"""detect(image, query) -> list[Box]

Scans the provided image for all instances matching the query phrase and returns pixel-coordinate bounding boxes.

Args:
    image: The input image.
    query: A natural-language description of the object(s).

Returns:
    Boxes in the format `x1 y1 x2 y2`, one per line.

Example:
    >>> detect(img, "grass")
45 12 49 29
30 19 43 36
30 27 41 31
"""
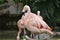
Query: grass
0 30 60 40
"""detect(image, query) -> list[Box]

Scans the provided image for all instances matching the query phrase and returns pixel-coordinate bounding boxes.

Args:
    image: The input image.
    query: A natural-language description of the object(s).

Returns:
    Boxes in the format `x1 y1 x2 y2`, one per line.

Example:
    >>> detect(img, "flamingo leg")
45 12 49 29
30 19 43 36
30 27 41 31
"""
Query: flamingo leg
17 29 22 40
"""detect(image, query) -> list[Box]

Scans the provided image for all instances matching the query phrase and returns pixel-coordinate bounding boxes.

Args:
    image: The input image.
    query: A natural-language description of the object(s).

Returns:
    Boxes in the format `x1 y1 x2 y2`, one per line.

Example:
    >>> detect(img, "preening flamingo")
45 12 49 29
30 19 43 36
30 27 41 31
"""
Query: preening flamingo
17 5 53 40
37 10 52 31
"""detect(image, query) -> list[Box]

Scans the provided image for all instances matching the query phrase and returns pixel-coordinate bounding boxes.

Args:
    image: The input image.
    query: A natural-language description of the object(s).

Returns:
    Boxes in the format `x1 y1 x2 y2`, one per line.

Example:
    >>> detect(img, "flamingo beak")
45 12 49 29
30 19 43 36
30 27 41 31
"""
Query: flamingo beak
22 9 28 13
21 9 25 14
22 9 25 13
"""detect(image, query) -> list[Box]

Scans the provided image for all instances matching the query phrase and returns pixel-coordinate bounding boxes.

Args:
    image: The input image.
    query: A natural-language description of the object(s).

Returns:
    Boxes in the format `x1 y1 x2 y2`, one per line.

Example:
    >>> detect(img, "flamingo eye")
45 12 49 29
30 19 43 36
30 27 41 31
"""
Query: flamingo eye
23 7 28 13
25 9 28 13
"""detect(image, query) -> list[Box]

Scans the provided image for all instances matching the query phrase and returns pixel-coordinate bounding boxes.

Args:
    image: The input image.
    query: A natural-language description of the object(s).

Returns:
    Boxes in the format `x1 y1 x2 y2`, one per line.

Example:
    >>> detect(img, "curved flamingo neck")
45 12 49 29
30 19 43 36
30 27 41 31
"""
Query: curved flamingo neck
27 6 31 13
25 6 31 16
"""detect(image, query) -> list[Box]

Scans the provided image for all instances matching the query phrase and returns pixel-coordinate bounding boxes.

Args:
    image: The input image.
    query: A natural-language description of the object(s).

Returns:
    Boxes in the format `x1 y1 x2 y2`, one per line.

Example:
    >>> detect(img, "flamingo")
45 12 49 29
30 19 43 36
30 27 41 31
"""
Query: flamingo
17 5 53 40
37 10 52 30
22 5 52 31
34 10 52 40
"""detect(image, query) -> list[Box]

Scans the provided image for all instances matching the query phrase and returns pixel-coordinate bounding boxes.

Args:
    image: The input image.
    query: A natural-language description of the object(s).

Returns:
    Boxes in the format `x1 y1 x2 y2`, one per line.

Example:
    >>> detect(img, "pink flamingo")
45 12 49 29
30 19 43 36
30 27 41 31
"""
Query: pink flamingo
37 10 52 30
17 5 53 40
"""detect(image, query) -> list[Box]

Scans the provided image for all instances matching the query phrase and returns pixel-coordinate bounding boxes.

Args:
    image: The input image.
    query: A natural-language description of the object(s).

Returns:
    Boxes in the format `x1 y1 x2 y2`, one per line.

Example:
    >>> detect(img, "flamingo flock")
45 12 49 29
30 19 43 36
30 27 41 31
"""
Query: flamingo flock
17 5 53 40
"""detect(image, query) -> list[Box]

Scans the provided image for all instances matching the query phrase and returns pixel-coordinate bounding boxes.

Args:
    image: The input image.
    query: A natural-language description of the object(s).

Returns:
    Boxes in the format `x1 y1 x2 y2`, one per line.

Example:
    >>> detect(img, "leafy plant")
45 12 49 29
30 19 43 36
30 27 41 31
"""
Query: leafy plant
13 0 20 3
0 0 5 5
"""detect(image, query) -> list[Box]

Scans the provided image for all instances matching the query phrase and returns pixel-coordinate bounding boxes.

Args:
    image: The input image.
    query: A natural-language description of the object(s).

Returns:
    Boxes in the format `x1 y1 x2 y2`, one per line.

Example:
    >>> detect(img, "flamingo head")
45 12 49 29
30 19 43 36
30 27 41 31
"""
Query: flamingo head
37 11 40 15
22 5 31 13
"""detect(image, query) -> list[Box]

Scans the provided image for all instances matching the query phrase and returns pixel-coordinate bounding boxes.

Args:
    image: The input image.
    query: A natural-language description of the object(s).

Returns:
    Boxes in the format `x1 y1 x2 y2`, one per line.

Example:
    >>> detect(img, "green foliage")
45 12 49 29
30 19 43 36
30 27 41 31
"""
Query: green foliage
13 0 20 3
21 0 60 27
0 0 5 5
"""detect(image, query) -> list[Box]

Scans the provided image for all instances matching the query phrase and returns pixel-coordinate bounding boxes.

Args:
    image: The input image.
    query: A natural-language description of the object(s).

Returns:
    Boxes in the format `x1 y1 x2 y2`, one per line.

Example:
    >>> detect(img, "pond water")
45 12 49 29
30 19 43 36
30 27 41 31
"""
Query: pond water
0 31 60 40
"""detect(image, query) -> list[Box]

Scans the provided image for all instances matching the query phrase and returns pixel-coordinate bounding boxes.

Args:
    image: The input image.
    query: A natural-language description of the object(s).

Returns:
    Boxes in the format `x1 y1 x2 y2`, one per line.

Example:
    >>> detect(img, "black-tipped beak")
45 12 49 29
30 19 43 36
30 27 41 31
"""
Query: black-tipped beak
20 11 25 16
21 12 25 14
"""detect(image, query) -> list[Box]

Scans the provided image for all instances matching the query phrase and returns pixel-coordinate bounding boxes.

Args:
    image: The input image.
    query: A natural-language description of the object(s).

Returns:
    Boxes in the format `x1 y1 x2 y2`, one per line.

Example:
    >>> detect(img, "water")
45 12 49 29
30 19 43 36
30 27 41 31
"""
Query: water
0 31 59 40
